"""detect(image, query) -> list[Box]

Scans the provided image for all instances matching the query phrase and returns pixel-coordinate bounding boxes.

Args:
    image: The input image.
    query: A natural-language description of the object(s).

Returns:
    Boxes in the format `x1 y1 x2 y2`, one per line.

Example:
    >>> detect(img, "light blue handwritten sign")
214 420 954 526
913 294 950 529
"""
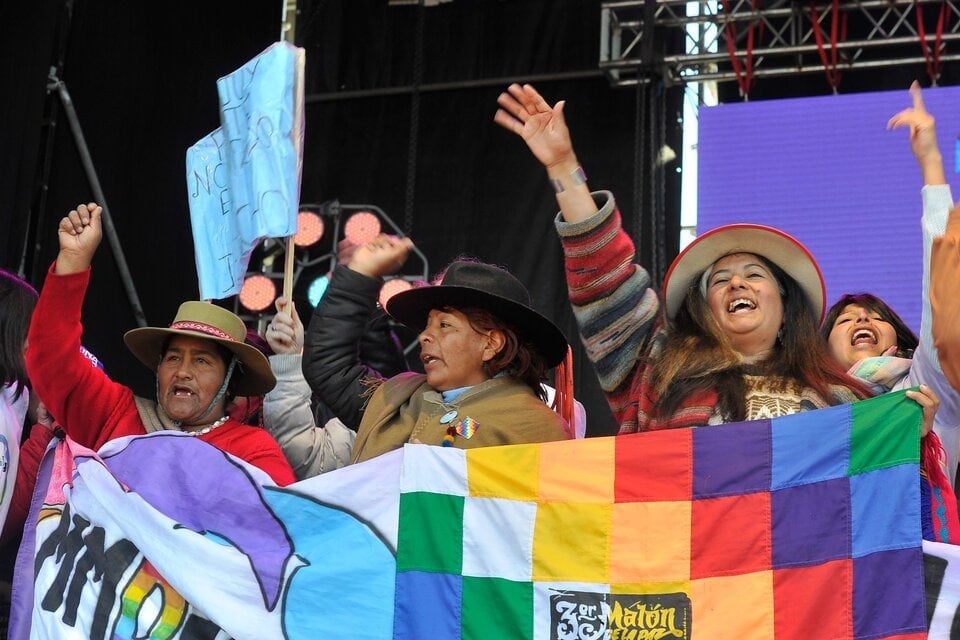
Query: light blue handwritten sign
187 42 302 300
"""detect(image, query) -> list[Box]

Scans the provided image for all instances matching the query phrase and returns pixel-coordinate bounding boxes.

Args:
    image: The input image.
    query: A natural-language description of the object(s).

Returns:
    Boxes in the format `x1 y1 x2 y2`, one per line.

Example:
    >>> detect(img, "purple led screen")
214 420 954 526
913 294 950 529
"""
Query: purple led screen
698 85 960 333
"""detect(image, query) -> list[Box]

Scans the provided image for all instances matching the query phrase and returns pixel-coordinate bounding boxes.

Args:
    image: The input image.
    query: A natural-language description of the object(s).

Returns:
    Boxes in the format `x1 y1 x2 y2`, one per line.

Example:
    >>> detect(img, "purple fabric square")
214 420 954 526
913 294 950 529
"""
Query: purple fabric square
394 571 462 640
693 419 772 498
771 477 850 568
853 548 926 638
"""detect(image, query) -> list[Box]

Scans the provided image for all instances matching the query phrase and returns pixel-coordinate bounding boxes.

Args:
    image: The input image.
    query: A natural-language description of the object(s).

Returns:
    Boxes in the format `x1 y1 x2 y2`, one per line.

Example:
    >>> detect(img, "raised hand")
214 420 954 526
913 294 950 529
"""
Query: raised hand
494 83 577 170
348 234 415 279
266 296 304 356
56 202 103 275
887 81 945 185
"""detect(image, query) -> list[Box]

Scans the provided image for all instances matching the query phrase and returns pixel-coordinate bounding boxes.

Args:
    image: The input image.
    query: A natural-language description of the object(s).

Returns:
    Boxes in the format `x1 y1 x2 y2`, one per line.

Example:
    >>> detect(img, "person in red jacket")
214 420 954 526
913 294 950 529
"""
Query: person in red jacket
25 202 295 486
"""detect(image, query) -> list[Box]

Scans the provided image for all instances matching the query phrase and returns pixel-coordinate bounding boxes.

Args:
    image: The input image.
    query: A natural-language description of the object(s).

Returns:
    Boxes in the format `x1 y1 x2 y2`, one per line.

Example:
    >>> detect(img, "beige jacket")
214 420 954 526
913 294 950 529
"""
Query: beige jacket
352 373 569 463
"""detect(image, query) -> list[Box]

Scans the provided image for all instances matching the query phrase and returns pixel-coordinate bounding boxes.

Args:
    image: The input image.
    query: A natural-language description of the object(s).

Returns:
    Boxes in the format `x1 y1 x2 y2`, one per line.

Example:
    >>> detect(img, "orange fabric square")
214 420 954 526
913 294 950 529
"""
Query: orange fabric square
691 492 771 579
538 437 615 503
773 560 851 640
614 429 692 502
610 501 691 583
691 571 774 638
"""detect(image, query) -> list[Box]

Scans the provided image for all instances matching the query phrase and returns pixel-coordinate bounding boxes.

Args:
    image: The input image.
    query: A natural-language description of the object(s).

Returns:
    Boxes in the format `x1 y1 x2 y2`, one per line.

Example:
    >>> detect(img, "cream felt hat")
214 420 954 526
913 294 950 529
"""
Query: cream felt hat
662 223 826 322
123 301 275 396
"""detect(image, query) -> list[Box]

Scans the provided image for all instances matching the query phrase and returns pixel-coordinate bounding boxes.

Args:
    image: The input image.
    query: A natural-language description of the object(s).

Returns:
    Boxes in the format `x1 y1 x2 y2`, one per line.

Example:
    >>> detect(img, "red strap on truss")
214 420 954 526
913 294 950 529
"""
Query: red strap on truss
917 1 948 84
810 0 848 90
724 0 765 98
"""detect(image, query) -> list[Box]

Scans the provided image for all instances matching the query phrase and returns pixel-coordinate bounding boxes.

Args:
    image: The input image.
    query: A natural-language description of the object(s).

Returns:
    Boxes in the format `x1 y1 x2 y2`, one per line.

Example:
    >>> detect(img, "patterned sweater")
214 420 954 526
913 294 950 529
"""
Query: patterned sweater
554 191 857 433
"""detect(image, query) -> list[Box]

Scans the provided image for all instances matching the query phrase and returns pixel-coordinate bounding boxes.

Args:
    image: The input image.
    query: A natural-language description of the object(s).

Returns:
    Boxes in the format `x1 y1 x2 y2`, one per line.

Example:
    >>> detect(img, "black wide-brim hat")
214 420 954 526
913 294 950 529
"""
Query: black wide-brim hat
385 261 569 368
124 301 276 396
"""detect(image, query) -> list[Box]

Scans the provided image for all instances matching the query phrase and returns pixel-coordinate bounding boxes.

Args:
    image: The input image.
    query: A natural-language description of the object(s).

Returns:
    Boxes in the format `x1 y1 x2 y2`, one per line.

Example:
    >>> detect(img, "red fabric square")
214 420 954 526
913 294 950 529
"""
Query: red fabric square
774 560 852 640
691 492 771 579
614 429 693 502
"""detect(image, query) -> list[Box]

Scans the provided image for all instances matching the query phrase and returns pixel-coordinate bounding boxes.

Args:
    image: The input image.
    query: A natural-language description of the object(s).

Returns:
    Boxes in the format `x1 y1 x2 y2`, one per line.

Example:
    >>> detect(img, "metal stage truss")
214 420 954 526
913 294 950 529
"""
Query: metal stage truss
600 0 960 92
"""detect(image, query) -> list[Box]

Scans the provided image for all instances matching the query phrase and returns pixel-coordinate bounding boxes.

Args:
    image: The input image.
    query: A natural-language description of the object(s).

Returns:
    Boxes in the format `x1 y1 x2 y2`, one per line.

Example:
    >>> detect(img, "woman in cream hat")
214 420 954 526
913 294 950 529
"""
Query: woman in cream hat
493 84 942 433
25 203 295 485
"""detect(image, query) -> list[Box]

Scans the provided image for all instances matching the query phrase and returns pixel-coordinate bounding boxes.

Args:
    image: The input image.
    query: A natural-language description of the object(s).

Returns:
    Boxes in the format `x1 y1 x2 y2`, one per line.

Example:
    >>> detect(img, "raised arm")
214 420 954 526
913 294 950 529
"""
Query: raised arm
889 84 960 479
494 83 598 223
932 205 960 392
26 203 134 450
887 80 946 186
302 234 414 430
262 297 354 478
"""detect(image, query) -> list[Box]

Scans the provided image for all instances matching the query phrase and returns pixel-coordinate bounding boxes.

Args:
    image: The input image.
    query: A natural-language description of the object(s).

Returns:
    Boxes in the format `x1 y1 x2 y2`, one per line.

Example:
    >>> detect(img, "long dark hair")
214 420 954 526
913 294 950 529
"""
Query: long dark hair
456 306 549 402
654 254 872 421
820 293 918 359
0 269 38 400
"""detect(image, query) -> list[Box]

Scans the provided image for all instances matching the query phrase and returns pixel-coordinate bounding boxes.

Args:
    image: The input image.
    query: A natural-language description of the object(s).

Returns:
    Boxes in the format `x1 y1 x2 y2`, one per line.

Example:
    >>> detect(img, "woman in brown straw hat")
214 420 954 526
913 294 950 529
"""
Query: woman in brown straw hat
302 234 571 463
25 203 295 485
494 83 939 434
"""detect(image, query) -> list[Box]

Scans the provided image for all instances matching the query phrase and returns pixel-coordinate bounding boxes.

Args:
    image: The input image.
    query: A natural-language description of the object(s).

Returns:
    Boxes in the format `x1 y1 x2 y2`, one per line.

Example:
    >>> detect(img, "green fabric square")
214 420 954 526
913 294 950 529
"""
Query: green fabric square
397 491 464 573
849 390 920 475
461 576 533 640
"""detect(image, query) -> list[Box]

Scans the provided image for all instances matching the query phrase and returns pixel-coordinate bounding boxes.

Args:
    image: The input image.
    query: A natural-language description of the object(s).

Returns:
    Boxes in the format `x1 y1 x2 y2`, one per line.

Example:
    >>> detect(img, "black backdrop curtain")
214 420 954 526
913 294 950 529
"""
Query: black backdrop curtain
1 0 685 436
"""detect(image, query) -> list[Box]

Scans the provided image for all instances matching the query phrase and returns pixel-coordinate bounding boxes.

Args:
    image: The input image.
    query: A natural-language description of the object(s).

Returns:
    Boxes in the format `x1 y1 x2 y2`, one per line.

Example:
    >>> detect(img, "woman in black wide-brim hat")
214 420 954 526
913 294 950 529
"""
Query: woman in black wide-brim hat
302 234 571 464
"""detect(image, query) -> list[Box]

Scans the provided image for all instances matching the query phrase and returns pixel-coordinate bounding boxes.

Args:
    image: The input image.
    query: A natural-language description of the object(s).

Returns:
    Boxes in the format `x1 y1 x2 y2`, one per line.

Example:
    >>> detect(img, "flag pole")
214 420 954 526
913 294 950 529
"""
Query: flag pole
281 236 295 313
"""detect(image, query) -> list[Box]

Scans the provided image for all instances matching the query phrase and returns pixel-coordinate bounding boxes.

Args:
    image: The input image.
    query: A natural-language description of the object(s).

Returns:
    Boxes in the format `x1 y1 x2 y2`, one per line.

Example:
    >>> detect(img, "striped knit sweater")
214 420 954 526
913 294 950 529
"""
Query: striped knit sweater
554 191 856 433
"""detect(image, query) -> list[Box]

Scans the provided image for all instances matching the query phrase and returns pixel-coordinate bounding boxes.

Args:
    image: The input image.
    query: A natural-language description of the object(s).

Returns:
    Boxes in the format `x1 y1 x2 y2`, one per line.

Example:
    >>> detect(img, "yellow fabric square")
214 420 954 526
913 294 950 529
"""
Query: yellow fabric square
533 501 611 583
690 571 774 639
610 501 691 583
466 443 539 500
611 580 691 596
538 437 615 503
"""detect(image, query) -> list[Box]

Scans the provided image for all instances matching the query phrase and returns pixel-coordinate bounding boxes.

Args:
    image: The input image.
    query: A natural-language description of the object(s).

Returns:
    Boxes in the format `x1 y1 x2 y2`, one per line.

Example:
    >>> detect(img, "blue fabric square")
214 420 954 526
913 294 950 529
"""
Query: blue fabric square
771 405 850 490
771 477 850 568
853 548 926 638
850 464 920 557
693 419 771 498
394 571 461 640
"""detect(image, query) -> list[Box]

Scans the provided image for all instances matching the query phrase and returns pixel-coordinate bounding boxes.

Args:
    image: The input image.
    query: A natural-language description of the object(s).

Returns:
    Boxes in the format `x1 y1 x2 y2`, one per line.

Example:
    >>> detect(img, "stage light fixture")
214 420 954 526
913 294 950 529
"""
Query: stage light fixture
343 211 381 245
238 274 277 312
378 278 413 309
307 274 331 307
294 210 325 247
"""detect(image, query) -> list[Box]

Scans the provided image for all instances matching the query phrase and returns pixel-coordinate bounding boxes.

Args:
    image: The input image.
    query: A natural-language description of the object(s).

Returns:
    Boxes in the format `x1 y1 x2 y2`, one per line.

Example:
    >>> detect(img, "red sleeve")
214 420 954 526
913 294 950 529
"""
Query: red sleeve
1 425 55 545
25 263 144 450
205 423 296 486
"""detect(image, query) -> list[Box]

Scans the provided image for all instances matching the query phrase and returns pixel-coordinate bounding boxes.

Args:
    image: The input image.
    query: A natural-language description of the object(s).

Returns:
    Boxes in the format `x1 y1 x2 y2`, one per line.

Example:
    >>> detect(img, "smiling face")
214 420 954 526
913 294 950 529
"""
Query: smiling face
418 308 503 391
157 335 229 426
704 253 785 360
826 303 899 370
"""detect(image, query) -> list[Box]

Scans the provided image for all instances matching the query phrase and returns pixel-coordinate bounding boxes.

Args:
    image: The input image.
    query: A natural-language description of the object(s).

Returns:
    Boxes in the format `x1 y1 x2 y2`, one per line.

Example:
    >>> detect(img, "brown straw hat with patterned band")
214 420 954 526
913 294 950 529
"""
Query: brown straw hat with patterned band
662 223 826 323
385 260 569 368
123 301 276 396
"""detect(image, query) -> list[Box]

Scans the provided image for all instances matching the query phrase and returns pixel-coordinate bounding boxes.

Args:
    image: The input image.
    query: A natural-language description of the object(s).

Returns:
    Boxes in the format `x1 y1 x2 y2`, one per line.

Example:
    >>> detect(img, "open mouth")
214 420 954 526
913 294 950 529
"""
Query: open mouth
172 385 195 397
421 354 440 367
851 328 878 346
727 298 756 313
